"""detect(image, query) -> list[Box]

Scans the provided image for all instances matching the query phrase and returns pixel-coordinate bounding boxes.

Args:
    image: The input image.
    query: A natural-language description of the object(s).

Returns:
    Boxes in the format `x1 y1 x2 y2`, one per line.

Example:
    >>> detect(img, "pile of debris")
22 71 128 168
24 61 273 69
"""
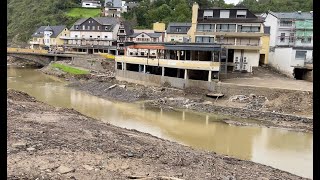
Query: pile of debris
229 94 268 110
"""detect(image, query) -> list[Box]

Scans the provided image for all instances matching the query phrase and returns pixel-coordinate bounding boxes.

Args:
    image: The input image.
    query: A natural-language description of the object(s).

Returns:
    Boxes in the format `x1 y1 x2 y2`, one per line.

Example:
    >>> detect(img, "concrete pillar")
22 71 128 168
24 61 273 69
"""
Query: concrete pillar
139 65 142 72
184 69 188 79
123 63 127 70
54 56 58 61
108 49 110 54
143 65 146 73
162 67 165 76
208 70 212 82
121 62 124 70
182 111 185 121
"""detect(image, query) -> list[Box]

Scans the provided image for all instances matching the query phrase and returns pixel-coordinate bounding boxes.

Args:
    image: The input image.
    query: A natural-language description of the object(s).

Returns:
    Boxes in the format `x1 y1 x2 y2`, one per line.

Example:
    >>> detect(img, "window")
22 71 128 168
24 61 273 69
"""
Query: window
153 38 157 42
236 10 247 18
92 26 95 30
97 36 100 38
197 24 214 32
90 35 92 38
196 36 214 43
295 51 307 59
237 25 260 32
105 26 108 30
97 26 100 30
203 10 213 18
280 33 285 42
75 35 78 38
217 24 236 32
220 10 230 18
119 30 125 33
289 33 294 43
87 26 90 30
280 20 293 27
302 37 312 43
141 52 145 56
105 36 108 38
82 25 85 30
141 34 144 37
176 28 181 32
130 52 133 55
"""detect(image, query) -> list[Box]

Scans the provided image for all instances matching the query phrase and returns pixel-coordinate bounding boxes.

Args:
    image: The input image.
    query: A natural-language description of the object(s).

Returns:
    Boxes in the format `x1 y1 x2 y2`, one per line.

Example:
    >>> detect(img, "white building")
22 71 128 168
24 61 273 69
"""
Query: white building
82 0 101 8
264 11 313 80
104 0 127 17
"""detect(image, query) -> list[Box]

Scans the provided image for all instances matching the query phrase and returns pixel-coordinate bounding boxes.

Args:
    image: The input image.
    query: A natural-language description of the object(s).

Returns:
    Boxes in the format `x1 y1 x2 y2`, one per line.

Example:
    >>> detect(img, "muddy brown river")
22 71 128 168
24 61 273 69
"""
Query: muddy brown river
7 67 313 179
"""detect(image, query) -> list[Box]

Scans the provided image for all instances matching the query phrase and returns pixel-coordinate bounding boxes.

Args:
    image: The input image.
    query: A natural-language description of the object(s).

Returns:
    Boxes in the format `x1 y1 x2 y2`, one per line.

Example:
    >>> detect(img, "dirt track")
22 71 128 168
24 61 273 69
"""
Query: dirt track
7 89 308 180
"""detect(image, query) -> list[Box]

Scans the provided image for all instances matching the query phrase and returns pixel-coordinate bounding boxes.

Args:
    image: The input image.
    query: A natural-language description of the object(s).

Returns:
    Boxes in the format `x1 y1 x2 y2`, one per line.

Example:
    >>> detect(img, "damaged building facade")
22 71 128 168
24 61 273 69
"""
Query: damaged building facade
115 42 223 90
263 11 313 81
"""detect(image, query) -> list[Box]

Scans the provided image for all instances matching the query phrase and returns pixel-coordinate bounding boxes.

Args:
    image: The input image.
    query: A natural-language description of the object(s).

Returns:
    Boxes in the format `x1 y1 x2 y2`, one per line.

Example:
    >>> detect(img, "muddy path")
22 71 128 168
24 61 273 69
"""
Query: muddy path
7 89 308 180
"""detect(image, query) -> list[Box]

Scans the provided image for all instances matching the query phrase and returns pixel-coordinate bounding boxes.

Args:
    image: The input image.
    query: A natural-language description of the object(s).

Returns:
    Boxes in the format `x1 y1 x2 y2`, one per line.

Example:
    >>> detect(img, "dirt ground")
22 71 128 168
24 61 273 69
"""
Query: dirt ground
221 66 313 92
7 89 308 180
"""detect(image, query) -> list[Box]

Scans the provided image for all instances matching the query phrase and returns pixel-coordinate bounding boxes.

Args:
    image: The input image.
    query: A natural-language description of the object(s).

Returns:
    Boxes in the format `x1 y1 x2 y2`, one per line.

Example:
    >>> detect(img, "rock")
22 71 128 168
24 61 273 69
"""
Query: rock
12 142 27 149
26 147 36 151
82 165 94 171
56 165 75 174
119 85 126 88
126 152 134 157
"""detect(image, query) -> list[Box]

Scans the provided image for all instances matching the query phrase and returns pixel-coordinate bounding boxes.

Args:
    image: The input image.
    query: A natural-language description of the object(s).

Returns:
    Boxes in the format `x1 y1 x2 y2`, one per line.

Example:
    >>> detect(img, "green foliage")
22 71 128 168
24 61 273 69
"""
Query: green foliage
66 7 101 18
7 0 79 43
51 63 90 75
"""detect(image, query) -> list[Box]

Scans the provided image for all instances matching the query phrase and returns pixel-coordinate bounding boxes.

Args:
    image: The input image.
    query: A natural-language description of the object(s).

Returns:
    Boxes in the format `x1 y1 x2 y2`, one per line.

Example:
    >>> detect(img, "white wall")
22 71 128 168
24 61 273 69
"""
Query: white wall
291 49 313 67
233 49 260 72
82 2 101 8
268 48 294 77
166 34 190 42
126 48 157 57
264 14 278 47
70 31 114 40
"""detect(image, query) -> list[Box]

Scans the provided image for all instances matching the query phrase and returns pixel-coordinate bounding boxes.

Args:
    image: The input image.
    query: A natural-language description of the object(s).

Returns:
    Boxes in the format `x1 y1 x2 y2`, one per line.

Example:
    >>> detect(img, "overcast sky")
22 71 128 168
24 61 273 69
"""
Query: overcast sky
225 0 240 4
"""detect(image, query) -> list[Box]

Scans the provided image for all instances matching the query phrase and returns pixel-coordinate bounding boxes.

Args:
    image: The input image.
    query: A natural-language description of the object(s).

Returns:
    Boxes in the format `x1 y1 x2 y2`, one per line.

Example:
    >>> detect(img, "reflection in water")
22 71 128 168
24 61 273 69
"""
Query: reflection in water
7 67 313 179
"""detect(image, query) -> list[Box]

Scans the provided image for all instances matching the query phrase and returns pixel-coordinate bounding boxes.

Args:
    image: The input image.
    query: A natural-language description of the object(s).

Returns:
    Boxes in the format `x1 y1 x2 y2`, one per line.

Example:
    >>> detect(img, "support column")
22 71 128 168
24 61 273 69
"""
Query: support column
208 70 212 82
184 69 188 79
162 67 165 76
121 62 124 70
123 63 127 70
143 65 146 73
178 50 181 60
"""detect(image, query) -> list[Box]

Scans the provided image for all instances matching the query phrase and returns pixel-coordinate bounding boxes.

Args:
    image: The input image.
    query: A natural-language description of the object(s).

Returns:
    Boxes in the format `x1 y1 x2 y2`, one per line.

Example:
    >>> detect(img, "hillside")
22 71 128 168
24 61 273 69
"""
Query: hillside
66 8 102 18
7 0 79 43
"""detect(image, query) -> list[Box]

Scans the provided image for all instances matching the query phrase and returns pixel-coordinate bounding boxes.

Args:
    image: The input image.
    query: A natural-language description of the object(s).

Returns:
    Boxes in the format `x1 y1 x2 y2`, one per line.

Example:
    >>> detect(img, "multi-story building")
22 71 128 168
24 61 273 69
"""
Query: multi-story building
126 31 164 57
61 17 120 54
104 0 123 17
82 0 101 8
117 21 133 55
188 3 264 73
263 11 313 80
165 22 191 42
30 25 69 50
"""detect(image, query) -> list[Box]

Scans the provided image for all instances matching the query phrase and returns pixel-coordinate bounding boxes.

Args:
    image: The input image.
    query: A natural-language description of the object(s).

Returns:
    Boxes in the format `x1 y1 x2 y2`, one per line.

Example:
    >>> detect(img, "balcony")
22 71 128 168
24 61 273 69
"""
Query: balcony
195 31 263 37
60 36 115 41
115 56 220 71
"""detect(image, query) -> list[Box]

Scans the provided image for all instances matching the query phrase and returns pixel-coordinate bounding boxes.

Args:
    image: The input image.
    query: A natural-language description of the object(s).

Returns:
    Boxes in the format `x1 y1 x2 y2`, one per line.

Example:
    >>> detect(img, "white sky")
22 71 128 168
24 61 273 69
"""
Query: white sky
224 0 240 4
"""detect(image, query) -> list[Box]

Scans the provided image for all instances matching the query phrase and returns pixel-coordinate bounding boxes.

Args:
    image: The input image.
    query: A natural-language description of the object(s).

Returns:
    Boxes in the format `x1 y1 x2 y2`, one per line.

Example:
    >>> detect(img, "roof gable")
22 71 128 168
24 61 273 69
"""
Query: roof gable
32 25 67 38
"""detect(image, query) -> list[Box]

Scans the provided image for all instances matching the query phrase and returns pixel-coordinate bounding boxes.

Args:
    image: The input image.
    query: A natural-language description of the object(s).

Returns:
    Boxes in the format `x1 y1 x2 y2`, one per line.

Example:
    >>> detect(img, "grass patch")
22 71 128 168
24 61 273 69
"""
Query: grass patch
66 7 101 18
51 63 90 75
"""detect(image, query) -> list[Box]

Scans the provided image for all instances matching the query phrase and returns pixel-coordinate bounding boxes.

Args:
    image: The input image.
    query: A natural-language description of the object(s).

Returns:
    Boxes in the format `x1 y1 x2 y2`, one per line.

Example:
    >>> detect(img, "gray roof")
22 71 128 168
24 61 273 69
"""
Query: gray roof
129 32 162 38
105 0 122 7
167 22 191 27
122 21 134 35
125 2 139 8
72 17 119 26
32 25 66 38
44 26 53 31
268 11 313 20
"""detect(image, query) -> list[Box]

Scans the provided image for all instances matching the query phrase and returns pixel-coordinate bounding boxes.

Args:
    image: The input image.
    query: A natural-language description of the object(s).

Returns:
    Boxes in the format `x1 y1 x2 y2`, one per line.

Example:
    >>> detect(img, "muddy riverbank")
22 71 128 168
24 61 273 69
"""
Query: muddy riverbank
36 60 313 133
7 89 309 179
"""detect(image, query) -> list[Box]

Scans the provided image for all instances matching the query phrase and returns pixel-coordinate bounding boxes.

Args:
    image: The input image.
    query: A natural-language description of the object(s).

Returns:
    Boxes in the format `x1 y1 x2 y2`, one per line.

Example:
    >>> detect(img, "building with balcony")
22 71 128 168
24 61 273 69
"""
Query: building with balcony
264 11 313 80
165 22 191 43
126 31 164 57
188 3 264 73
61 17 120 54
29 25 69 50
115 42 223 90
117 21 134 55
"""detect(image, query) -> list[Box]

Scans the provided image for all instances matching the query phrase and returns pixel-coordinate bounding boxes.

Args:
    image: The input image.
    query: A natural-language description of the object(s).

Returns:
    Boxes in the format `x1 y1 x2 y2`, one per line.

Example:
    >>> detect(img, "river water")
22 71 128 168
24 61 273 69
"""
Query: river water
7 67 313 179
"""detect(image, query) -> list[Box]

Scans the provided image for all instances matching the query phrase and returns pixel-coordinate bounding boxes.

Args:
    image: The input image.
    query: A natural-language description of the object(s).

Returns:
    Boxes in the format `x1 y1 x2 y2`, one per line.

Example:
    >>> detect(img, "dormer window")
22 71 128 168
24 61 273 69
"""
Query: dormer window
76 26 79 30
203 10 213 19
105 26 108 30
236 10 247 18
176 28 181 32
220 10 230 18
141 34 144 37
